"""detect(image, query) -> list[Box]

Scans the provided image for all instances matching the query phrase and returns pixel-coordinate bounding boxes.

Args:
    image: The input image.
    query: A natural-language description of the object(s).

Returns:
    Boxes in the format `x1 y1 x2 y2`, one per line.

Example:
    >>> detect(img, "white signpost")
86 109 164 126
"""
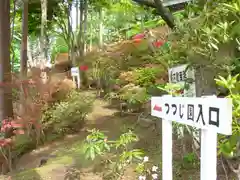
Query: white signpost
151 96 232 180
168 64 199 149
71 67 80 89
168 64 196 97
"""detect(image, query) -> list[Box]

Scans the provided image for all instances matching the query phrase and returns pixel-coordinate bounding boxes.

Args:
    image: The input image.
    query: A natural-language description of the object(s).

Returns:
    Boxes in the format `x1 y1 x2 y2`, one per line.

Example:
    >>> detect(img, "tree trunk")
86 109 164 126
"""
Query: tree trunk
40 0 48 67
89 10 92 52
0 0 14 121
67 1 73 62
99 8 104 49
76 0 79 29
78 0 84 56
20 0 28 77
11 0 17 72
83 0 88 54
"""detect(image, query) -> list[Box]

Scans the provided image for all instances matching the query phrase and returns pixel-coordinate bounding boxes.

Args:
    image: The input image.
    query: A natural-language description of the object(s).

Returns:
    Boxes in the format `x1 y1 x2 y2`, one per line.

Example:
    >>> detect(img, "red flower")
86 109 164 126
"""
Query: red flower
132 33 146 44
133 38 142 44
80 65 88 71
5 123 12 128
153 40 164 48
132 33 145 40
2 120 7 125
11 122 23 128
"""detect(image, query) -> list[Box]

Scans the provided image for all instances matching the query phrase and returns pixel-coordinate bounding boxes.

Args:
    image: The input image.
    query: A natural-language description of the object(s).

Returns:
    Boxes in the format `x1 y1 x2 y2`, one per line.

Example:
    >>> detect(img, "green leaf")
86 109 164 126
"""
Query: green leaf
220 142 234 157
209 42 219 50
90 147 95 160
104 143 111 152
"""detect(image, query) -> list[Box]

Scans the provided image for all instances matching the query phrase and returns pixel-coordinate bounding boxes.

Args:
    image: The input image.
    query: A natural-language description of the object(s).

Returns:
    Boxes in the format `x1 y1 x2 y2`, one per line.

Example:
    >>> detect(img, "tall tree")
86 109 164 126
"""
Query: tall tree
11 0 17 72
83 0 88 54
76 0 79 29
0 0 14 122
20 0 29 77
98 8 104 49
40 0 48 66
78 0 84 57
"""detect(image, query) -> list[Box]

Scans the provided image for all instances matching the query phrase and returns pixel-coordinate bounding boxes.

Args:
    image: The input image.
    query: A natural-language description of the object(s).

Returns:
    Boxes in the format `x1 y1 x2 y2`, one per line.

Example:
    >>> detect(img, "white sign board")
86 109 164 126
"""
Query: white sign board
71 67 79 76
71 67 80 89
168 64 196 97
151 96 232 135
151 95 233 180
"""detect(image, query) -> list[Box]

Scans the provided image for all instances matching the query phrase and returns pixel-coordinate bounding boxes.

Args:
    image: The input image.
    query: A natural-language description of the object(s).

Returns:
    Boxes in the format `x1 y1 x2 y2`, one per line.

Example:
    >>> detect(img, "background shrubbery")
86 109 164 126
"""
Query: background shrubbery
42 90 94 139
0 71 95 173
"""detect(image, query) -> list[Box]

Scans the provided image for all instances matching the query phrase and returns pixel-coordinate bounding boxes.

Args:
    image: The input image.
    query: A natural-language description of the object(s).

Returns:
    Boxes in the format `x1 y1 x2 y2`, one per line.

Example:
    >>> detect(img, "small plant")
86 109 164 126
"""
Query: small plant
182 152 198 169
83 129 144 179
83 129 110 160
0 118 25 173
157 82 185 96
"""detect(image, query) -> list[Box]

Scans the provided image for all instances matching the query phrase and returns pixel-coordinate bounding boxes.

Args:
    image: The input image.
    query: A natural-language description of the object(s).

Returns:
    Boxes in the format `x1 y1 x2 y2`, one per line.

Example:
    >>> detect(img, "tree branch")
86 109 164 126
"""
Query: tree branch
132 0 176 29
153 0 175 29
132 0 156 8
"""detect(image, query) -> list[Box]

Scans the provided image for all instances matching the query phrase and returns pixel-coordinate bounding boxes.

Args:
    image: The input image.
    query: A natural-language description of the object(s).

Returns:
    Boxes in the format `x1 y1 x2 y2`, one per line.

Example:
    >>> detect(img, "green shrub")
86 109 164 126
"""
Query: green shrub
12 134 36 157
42 90 94 136
133 67 161 87
119 84 149 105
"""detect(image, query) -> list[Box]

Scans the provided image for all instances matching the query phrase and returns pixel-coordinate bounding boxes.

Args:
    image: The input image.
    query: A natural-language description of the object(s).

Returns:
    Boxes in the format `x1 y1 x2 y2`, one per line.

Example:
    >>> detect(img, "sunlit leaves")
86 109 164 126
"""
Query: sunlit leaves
215 75 240 159
83 128 145 179
215 74 239 90
83 129 110 160
115 130 139 149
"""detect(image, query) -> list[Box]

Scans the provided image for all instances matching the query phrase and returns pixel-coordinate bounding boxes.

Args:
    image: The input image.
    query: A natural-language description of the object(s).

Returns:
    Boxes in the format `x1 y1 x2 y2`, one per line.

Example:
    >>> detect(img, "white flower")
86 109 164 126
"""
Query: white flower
152 165 158 172
138 175 146 180
152 173 158 179
143 156 149 162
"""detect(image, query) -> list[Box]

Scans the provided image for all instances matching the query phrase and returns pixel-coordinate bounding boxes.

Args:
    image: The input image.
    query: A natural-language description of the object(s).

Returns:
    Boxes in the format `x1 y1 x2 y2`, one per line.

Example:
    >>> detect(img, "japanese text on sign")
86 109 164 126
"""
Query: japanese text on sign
151 96 232 135
169 69 187 83
168 64 196 97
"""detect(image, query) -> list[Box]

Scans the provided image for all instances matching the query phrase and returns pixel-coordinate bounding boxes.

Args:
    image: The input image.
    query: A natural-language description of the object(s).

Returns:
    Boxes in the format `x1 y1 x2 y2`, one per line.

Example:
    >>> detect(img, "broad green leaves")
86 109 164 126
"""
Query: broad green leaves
83 128 144 178
215 75 240 159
